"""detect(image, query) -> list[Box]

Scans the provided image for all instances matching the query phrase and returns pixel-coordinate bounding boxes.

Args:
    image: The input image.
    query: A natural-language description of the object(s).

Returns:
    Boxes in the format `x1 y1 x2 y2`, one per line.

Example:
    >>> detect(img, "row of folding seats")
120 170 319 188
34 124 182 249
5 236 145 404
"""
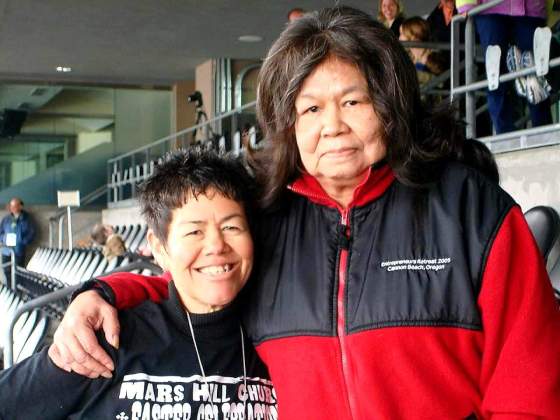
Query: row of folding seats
0 285 49 366
1 230 161 367
113 223 148 253
26 248 127 286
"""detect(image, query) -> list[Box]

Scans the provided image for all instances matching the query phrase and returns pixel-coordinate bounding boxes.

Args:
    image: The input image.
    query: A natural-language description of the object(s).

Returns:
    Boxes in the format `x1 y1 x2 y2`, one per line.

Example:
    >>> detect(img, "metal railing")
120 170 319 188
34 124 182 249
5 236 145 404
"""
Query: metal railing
480 122 560 153
4 259 162 368
0 246 16 290
450 0 560 145
48 184 108 249
4 284 78 369
399 40 456 100
107 101 258 205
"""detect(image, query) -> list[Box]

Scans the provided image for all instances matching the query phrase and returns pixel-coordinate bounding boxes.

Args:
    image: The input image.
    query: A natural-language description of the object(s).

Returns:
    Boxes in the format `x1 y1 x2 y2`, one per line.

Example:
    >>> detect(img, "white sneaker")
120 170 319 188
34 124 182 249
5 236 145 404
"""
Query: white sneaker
486 45 502 91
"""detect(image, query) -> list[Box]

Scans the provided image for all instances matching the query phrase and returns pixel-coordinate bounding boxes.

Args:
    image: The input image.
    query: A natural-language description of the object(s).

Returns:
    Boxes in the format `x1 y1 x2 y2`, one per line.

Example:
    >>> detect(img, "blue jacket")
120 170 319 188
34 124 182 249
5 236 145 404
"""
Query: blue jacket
0 210 35 257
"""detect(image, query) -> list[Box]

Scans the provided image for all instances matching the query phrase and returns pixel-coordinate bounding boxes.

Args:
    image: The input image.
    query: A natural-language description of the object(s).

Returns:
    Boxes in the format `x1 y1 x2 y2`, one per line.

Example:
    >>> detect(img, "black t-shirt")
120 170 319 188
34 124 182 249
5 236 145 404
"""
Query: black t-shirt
0 282 277 420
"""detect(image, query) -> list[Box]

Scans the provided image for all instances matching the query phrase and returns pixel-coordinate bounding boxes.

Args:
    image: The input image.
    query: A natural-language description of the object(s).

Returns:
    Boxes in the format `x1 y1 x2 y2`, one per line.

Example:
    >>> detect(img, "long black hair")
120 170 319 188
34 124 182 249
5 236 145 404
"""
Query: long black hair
251 6 489 208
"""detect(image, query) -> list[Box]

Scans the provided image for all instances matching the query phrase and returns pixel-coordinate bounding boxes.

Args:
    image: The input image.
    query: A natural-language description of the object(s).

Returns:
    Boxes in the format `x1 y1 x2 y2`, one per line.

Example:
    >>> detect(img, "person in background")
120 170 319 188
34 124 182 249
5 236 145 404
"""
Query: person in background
91 223 126 261
378 0 405 37
427 0 457 43
457 0 552 133
0 197 35 279
399 17 446 85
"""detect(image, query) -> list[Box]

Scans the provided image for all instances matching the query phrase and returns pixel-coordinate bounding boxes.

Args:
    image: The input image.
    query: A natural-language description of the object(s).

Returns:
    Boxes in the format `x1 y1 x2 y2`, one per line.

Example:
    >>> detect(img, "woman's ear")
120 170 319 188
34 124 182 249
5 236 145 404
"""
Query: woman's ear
147 229 168 271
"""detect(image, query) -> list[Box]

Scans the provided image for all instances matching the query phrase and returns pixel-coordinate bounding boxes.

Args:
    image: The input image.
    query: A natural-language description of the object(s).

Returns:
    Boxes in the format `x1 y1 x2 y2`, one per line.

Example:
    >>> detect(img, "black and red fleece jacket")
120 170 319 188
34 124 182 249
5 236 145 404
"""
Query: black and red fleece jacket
99 162 560 420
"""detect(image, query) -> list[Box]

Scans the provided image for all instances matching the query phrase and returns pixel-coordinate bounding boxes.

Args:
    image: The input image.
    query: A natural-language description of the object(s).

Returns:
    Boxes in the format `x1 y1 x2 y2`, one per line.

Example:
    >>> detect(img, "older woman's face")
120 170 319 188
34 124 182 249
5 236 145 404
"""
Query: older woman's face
294 57 386 188
381 0 398 21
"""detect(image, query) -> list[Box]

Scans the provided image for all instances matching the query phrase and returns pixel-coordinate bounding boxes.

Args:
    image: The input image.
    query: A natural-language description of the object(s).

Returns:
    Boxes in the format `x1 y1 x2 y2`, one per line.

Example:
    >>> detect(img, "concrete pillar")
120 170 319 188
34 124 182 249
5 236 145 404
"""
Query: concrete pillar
195 60 215 120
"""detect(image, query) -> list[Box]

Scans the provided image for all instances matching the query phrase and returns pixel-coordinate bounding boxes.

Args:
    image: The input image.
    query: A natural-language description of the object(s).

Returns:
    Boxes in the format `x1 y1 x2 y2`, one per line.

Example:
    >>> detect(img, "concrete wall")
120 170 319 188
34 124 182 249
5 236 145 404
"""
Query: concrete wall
11 161 37 184
496 144 560 213
171 80 197 134
76 131 112 154
0 142 113 205
113 88 171 155
195 60 214 120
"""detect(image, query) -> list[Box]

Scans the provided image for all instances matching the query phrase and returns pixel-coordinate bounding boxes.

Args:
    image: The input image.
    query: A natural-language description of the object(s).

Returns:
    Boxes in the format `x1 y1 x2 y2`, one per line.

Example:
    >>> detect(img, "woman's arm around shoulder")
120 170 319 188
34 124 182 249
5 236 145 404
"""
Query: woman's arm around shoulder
49 273 169 378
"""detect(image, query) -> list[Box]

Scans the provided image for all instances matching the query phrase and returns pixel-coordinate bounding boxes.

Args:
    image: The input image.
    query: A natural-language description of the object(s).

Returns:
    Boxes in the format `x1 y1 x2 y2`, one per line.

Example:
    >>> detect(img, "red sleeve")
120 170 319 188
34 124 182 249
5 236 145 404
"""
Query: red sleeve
478 206 560 419
97 272 170 310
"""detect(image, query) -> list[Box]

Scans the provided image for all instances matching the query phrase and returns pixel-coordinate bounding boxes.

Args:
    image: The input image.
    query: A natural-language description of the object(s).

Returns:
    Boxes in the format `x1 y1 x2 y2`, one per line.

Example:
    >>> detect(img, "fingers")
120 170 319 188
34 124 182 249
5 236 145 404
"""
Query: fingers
48 343 71 372
51 290 118 378
100 305 121 350
55 324 114 378
52 325 113 378
48 343 112 378
68 356 113 379
72 319 115 373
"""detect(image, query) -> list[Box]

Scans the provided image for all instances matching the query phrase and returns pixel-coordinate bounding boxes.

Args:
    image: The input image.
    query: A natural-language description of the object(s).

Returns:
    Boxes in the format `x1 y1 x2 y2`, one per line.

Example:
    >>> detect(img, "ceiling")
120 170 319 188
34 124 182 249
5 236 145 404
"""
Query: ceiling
0 0 433 88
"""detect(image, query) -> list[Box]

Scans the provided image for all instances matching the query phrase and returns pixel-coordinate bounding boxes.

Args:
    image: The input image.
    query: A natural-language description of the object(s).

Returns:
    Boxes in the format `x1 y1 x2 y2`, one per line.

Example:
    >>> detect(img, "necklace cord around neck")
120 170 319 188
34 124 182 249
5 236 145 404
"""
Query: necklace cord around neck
186 310 247 416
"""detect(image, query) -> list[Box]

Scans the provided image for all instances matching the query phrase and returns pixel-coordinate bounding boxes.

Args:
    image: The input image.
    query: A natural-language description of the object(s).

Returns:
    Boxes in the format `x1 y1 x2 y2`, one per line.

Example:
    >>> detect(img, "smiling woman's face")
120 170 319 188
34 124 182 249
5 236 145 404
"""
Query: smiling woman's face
381 0 398 21
149 189 253 313
294 57 386 191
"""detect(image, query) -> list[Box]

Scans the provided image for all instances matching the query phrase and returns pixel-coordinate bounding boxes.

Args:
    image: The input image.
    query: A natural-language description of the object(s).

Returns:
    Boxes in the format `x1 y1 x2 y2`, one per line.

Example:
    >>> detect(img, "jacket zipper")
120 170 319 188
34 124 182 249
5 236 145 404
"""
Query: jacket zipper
337 210 359 419
289 181 362 417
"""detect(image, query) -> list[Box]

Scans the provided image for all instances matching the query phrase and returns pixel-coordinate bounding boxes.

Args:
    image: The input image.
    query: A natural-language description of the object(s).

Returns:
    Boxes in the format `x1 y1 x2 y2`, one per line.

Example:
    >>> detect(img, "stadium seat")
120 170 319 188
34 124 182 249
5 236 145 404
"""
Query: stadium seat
549 257 560 298
12 310 38 361
16 314 48 363
524 206 560 263
124 224 140 248
128 224 148 253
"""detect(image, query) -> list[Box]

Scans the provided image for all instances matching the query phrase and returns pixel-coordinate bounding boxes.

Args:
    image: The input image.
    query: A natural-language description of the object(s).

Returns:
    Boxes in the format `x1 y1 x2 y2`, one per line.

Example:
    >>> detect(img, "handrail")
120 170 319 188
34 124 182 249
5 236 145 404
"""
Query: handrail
449 0 560 141
4 284 79 368
481 123 560 154
106 100 259 204
453 57 560 95
451 0 504 23
0 246 16 289
108 101 257 163
480 122 560 143
48 184 107 248
400 40 462 51
450 0 505 114
4 259 162 368
49 184 107 222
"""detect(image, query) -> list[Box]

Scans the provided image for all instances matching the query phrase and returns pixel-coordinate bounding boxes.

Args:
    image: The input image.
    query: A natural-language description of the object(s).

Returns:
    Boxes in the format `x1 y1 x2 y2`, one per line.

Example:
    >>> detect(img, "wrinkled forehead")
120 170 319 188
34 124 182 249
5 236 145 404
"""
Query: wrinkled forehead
298 57 367 95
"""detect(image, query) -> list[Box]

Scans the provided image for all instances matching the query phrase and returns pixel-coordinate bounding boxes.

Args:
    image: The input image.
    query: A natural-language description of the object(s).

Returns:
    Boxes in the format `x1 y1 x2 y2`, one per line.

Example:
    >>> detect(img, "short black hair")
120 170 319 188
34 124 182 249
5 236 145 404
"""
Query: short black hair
138 149 256 245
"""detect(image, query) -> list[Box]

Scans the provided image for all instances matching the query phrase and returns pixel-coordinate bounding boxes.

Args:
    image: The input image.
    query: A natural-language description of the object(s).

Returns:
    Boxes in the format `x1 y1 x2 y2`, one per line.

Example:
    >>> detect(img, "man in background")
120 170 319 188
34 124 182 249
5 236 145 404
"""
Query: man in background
0 197 36 280
427 0 456 43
